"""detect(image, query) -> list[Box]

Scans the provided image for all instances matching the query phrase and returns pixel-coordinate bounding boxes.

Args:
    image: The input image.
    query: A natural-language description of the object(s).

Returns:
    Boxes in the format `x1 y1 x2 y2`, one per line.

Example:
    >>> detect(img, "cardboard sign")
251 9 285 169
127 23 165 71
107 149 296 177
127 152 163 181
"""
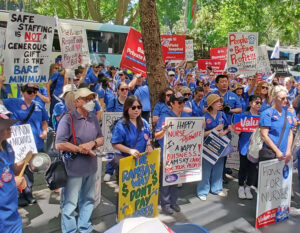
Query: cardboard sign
0 28 6 62
227 32 258 75
270 60 289 77
225 132 240 169
7 124 38 162
94 157 102 208
58 23 90 69
197 59 226 74
203 129 230 165
120 28 147 77
161 35 186 61
234 114 260 132
4 12 55 84
100 112 123 153
256 159 292 228
185 39 194 61
210 47 228 60
118 149 160 221
163 117 204 186
256 45 271 74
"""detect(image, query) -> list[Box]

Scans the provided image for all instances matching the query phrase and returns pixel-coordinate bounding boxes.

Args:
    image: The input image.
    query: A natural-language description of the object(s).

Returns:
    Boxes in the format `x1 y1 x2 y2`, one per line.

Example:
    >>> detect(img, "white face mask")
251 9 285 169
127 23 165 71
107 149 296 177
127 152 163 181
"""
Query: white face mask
83 100 95 112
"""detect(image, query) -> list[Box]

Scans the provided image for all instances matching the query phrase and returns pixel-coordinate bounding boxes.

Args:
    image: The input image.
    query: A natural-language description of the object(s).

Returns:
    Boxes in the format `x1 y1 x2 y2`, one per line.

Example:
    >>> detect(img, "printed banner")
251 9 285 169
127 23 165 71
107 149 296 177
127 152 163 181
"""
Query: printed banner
203 129 230 165
270 60 289 77
161 35 186 61
256 159 292 228
118 149 160 221
256 45 271 74
120 28 147 77
197 59 226 74
0 28 6 62
210 47 228 60
225 132 240 169
234 114 260 132
100 112 123 153
185 39 194 61
163 117 204 186
58 23 90 69
7 124 38 162
227 32 258 75
4 12 55 84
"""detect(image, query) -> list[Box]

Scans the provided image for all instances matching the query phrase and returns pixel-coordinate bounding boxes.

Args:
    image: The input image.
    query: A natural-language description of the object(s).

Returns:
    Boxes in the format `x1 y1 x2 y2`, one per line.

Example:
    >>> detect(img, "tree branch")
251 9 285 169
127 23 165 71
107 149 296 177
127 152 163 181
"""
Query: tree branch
126 5 139 26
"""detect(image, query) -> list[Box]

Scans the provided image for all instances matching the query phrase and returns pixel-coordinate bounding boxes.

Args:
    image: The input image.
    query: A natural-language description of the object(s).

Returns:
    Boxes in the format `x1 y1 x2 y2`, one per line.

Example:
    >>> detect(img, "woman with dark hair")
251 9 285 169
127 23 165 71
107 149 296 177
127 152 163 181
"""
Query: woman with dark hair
192 87 205 117
106 82 129 112
232 83 246 112
254 81 271 113
96 77 115 111
152 87 174 124
110 95 153 180
234 95 262 199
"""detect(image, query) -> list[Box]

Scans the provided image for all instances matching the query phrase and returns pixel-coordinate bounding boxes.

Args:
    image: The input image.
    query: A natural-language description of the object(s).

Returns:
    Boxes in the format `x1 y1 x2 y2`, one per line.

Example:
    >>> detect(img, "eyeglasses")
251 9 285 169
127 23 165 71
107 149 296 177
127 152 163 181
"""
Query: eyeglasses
255 101 262 105
261 86 269 90
131 105 142 110
26 90 37 95
120 88 128 92
169 75 175 77
81 97 94 102
278 97 288 101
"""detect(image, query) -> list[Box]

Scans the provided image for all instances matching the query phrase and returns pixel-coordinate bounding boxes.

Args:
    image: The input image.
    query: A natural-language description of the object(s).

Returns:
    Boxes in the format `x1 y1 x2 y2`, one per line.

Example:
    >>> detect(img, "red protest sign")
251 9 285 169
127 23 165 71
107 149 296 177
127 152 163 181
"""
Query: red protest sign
120 28 147 77
210 47 228 60
161 35 186 61
197 59 226 74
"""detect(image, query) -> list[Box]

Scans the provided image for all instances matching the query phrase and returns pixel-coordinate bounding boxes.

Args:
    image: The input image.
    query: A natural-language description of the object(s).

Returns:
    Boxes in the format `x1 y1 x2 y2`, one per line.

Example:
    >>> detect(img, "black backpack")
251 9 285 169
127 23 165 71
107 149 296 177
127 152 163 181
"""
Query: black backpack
45 157 67 190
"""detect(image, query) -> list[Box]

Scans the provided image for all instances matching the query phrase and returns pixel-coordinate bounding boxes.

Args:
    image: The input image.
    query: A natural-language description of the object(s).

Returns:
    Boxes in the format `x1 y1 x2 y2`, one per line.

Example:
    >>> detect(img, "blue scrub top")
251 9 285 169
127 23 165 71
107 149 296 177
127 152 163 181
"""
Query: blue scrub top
111 118 151 157
0 143 22 233
259 108 294 155
3 98 49 151
239 96 247 113
153 102 170 117
84 70 98 85
106 96 124 112
192 99 204 117
92 100 101 115
134 85 151 111
50 72 64 97
259 99 271 113
34 86 49 108
204 111 229 132
184 100 193 116
97 88 115 107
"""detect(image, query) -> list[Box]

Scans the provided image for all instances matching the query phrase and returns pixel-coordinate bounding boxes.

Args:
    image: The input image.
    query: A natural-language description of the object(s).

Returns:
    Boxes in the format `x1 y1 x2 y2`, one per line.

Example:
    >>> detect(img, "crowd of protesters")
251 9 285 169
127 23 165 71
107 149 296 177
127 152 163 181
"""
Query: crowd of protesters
1 54 300 233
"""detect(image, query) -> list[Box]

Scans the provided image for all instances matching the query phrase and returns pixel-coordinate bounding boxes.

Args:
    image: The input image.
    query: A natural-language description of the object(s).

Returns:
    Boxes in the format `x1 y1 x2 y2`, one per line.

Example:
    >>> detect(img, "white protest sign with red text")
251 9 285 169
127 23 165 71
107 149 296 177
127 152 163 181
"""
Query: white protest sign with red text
120 28 147 77
163 117 204 186
4 12 55 84
210 47 228 60
161 35 186 61
197 59 226 74
226 32 258 75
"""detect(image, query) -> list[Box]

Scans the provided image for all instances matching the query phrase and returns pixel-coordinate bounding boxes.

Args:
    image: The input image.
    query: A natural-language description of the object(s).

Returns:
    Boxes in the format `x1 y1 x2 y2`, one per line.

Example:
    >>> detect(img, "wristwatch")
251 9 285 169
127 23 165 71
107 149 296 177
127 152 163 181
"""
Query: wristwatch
94 140 98 148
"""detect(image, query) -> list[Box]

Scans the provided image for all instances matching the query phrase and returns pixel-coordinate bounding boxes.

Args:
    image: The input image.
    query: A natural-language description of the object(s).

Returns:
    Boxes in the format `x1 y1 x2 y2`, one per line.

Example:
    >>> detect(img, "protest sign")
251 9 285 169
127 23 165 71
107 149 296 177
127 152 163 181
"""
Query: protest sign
185 39 194 61
120 28 147 77
197 59 226 74
162 117 204 186
118 149 160 221
58 23 90 69
256 45 271 74
256 159 292 228
225 132 240 169
7 124 38 162
94 157 102 208
100 112 123 153
203 129 230 165
270 60 289 77
4 12 55 84
0 28 6 62
226 32 258 75
234 113 260 132
210 47 228 60
161 35 186 61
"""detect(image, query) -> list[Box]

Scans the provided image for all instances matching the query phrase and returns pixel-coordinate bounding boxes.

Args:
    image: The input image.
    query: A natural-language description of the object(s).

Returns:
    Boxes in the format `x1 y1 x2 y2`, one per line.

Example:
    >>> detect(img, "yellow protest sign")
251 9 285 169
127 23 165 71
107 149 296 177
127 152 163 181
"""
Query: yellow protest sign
118 149 160 221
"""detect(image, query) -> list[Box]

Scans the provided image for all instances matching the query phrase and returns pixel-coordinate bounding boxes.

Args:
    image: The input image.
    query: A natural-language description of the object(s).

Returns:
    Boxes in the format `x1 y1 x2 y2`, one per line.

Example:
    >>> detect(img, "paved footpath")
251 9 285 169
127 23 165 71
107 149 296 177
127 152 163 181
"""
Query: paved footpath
21 168 300 233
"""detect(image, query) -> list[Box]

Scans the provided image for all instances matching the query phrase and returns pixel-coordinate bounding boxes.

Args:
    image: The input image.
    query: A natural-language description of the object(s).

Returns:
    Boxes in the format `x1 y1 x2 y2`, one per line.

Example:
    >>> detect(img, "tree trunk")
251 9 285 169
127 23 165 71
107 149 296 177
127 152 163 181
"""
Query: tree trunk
63 0 75 18
115 0 130 25
77 0 82 19
125 5 139 26
86 0 102 22
139 0 168 110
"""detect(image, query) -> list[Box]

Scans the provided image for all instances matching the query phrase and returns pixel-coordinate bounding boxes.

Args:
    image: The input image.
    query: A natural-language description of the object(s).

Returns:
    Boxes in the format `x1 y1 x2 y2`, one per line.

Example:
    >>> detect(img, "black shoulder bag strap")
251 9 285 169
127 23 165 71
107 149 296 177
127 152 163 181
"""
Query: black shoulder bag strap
21 103 36 124
277 110 288 148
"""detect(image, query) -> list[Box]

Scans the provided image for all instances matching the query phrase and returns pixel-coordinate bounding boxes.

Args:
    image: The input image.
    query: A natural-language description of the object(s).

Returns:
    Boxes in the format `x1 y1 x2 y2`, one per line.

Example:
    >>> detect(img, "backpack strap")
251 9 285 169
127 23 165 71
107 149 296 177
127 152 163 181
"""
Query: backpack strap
21 102 36 124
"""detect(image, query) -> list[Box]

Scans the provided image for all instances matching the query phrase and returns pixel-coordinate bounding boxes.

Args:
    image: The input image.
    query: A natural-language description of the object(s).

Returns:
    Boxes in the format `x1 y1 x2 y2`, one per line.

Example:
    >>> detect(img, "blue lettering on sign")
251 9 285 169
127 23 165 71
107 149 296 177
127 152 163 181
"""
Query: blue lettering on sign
14 65 38 74
9 75 47 83
228 67 238 73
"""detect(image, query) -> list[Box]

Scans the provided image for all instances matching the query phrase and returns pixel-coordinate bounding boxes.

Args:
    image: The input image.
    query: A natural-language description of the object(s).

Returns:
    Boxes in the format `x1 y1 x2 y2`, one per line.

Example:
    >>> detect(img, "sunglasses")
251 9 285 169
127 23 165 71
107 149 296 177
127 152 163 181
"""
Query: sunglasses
177 101 185 105
183 93 191 97
255 101 262 105
278 97 288 101
81 97 94 102
261 86 269 90
166 94 173 97
120 88 128 92
119 74 124 76
131 105 142 110
54 67 59 69
26 90 37 95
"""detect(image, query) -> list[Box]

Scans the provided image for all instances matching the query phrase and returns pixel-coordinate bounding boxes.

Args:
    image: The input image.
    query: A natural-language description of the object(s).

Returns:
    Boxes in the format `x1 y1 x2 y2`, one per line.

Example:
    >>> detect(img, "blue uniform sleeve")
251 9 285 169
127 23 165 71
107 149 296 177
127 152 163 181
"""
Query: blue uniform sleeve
2 98 17 112
50 72 59 82
222 112 230 127
143 119 152 139
153 103 162 116
41 107 49 122
110 121 126 144
259 109 272 127
39 86 49 97
156 115 166 132
231 92 242 109
106 97 115 112
94 100 101 111
97 89 105 99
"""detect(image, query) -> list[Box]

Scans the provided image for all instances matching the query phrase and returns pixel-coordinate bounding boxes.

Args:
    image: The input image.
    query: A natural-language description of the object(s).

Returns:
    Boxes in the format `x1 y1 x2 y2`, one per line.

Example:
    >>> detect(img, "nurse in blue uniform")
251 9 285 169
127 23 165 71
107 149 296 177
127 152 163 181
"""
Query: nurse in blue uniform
155 93 190 215
152 88 174 124
197 94 230 201
191 87 205 117
0 109 26 233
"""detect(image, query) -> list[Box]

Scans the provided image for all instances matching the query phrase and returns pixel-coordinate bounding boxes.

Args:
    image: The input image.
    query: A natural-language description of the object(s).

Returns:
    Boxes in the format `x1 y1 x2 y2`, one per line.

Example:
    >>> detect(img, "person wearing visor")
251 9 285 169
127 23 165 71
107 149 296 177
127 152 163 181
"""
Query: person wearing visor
155 93 189 215
55 87 104 233
0 105 27 233
1 83 49 206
